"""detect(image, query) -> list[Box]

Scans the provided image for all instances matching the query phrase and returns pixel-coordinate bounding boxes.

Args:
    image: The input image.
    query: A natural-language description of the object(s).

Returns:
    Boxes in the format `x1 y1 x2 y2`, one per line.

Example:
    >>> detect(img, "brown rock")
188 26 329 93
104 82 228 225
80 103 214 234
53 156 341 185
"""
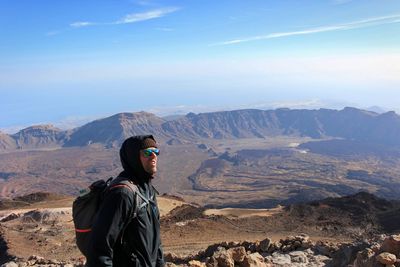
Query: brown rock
241 252 266 267
381 235 400 257
376 252 397 265
188 260 206 267
164 252 179 262
228 246 246 263
213 248 234 267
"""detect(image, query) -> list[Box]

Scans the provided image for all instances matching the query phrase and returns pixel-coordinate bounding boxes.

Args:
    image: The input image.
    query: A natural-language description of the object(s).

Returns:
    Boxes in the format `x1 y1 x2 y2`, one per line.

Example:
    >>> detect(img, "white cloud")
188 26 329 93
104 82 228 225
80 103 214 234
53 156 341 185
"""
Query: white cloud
212 13 400 46
116 7 179 24
70 7 180 28
70 21 94 28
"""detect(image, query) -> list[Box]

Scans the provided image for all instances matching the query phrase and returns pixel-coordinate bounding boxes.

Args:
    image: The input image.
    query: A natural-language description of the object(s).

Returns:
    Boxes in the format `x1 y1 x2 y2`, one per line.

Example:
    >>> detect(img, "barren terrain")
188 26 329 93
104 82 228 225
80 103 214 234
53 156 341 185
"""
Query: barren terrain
2 137 400 210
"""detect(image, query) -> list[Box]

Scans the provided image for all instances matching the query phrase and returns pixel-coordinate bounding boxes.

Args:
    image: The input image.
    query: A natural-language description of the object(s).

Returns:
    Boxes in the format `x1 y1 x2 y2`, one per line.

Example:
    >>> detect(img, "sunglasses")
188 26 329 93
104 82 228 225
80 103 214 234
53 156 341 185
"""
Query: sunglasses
142 148 160 157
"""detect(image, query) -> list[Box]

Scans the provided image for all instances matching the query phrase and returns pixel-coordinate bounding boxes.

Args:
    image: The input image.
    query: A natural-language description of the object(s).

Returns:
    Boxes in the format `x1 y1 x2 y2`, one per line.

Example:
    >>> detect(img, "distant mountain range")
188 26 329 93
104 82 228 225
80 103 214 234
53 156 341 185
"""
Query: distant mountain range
1 107 400 151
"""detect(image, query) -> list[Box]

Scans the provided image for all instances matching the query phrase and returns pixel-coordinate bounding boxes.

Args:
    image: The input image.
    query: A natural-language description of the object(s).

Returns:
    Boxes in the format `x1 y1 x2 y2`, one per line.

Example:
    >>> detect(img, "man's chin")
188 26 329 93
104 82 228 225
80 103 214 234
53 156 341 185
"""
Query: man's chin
145 168 157 176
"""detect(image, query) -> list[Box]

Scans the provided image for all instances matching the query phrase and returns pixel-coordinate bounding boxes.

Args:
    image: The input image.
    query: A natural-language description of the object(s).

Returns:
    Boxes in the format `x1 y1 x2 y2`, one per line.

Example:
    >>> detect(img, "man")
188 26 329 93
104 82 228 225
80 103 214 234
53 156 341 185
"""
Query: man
87 135 164 267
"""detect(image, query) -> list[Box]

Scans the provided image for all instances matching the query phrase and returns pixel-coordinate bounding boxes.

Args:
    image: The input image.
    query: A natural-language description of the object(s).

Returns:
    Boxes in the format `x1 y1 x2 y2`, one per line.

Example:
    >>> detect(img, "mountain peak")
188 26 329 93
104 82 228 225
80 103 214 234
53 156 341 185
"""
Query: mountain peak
11 124 65 149
64 111 166 147
18 124 62 132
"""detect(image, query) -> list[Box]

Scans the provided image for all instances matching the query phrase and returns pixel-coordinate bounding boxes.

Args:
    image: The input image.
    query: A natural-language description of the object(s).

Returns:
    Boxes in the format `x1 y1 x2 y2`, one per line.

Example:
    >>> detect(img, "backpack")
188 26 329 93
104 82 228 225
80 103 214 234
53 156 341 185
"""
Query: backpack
72 176 152 257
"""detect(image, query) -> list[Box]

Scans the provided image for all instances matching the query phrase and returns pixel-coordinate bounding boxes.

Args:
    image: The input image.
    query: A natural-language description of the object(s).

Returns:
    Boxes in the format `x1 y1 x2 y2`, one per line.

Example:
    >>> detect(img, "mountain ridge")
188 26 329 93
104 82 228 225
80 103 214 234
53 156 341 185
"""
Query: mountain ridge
1 107 399 151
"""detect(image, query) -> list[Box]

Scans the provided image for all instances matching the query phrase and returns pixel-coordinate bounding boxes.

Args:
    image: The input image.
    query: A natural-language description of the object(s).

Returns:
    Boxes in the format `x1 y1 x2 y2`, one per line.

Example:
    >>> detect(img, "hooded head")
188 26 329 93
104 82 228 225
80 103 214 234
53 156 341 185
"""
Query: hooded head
119 135 158 183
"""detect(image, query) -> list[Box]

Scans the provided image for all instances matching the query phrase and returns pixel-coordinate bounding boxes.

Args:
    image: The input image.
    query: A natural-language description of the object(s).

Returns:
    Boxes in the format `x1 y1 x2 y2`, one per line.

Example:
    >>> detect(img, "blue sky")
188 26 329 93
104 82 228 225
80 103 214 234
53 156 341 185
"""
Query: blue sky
1 0 400 132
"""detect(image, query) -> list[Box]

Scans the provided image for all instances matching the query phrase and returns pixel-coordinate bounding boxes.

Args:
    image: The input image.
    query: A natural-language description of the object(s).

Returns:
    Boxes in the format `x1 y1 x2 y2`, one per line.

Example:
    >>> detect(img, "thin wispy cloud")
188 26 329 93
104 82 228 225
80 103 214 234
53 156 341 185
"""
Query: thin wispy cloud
70 21 94 28
212 14 400 46
69 7 180 28
116 7 179 24
46 30 61 36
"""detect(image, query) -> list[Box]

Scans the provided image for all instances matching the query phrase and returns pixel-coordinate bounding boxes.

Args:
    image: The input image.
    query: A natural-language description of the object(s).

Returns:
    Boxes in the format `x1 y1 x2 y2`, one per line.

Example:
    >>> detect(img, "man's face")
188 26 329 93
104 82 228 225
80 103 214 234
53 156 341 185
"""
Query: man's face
139 147 158 175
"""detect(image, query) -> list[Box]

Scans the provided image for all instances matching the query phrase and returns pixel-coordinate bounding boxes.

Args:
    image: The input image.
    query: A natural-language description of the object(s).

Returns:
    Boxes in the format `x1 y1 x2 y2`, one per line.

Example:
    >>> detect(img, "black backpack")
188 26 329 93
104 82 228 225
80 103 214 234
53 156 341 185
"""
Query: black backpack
72 176 151 257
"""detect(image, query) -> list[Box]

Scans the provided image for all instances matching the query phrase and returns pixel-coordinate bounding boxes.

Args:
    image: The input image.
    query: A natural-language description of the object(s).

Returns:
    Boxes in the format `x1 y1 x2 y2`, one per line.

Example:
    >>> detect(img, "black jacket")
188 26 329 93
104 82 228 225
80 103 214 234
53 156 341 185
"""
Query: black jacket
87 135 164 267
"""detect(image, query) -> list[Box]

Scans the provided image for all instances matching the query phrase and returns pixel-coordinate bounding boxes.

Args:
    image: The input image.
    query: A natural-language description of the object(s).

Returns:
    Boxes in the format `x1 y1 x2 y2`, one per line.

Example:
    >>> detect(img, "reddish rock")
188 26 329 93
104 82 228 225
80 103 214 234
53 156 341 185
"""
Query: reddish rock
164 252 179 262
381 235 400 257
213 248 234 267
376 252 397 265
241 252 266 267
228 246 247 263
188 260 206 267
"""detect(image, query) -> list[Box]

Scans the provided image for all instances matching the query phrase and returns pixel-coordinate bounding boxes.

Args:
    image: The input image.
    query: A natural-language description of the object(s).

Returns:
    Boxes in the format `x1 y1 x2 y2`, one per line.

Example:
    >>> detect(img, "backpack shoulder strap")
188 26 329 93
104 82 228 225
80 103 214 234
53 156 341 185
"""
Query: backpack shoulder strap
109 176 137 191
111 177 153 252
109 176 152 217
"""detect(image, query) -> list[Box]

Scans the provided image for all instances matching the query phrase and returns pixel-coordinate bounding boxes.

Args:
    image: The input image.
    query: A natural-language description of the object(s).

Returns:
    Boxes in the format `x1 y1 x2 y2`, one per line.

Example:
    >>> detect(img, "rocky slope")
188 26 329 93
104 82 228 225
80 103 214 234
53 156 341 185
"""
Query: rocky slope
11 125 65 150
0 132 16 152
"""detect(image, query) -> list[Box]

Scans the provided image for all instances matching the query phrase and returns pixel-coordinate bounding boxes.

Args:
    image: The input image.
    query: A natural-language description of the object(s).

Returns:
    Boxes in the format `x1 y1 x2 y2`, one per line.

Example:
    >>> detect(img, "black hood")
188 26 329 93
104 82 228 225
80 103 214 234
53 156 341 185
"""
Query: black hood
118 135 157 184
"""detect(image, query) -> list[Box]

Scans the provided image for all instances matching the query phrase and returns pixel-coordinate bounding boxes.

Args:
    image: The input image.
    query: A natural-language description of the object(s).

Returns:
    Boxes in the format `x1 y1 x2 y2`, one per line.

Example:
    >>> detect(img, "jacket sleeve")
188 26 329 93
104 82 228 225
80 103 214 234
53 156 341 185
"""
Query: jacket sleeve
156 244 165 267
86 188 134 267
154 194 165 267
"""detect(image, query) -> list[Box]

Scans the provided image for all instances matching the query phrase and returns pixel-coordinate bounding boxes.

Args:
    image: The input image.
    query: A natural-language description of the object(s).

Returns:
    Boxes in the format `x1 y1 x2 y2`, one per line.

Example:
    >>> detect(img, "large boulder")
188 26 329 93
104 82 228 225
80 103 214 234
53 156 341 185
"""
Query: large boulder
381 235 400 257
228 246 247 263
241 252 267 267
212 247 234 267
375 252 397 265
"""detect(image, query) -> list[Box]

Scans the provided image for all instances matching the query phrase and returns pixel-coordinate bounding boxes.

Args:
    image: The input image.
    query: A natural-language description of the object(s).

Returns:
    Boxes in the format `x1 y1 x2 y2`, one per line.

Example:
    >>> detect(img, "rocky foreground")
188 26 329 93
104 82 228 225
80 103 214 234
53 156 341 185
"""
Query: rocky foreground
1 192 400 266
1 234 400 267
